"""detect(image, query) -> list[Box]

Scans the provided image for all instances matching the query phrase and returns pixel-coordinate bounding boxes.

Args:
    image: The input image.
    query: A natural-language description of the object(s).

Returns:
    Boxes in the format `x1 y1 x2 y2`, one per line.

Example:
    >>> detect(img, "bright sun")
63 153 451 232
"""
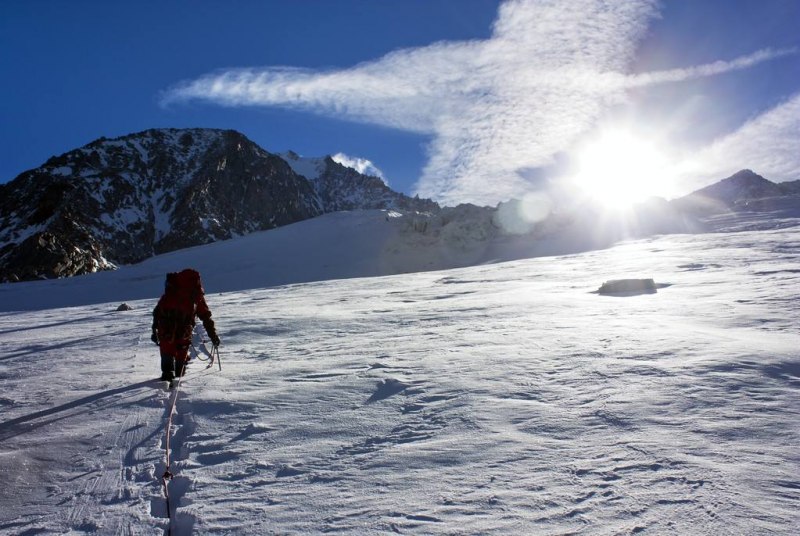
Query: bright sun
570 129 674 209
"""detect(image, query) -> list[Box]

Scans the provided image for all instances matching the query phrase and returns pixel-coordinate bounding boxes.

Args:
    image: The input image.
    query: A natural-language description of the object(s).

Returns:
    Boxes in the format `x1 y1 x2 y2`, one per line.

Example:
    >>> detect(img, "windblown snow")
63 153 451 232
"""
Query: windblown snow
0 208 798 535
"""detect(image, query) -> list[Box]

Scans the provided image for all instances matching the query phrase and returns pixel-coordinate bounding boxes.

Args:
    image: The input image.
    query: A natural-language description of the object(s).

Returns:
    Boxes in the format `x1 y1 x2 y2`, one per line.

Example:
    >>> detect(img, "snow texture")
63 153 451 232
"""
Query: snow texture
279 151 328 181
0 209 798 534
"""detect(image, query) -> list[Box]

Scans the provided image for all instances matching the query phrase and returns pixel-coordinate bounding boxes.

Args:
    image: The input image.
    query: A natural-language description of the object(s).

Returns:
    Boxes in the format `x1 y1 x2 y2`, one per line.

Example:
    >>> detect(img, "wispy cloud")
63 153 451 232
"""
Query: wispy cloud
331 153 387 183
625 47 797 88
163 0 795 205
675 92 800 190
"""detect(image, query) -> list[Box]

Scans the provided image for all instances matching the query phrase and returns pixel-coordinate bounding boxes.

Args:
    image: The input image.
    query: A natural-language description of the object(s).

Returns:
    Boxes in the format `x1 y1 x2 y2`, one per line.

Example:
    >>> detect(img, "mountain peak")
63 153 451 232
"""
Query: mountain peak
702 169 781 200
0 128 438 282
725 169 767 183
672 169 791 215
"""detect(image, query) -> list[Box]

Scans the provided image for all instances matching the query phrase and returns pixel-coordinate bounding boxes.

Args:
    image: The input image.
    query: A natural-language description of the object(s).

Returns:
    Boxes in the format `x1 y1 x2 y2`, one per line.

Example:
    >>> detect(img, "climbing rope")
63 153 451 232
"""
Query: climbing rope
161 372 184 534
160 342 221 533
193 340 222 371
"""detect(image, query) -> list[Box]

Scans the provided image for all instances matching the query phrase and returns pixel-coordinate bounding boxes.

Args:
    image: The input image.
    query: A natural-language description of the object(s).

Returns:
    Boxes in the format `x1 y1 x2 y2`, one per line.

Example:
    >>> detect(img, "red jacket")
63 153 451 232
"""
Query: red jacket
152 269 215 343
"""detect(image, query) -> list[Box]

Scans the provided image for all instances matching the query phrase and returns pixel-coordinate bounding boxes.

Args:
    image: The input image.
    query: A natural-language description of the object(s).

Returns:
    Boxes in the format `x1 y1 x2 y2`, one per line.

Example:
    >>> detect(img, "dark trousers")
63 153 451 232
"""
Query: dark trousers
159 340 190 379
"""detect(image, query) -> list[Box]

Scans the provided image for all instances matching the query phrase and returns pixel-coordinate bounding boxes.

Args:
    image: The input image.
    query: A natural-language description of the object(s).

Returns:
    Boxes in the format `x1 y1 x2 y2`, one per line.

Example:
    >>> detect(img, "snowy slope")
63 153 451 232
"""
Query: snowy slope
0 201 702 313
279 151 329 181
1 212 799 534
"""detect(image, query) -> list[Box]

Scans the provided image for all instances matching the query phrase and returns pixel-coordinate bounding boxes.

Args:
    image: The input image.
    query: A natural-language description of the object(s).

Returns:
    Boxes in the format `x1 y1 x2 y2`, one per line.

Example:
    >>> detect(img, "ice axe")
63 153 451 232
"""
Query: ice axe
209 345 222 371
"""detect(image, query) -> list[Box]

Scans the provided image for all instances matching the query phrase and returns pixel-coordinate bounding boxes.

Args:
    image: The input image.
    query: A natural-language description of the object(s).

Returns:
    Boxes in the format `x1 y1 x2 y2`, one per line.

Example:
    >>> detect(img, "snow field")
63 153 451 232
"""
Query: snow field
1 222 798 534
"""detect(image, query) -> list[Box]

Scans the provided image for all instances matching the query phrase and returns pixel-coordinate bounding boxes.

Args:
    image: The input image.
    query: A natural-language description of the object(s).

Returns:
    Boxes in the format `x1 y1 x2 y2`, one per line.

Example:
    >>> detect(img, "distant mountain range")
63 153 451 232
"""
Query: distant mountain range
0 128 437 282
1 129 797 283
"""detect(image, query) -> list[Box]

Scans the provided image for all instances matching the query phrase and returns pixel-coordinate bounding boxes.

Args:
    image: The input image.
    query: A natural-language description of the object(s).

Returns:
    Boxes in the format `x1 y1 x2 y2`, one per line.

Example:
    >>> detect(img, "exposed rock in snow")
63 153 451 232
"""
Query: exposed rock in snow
597 278 657 296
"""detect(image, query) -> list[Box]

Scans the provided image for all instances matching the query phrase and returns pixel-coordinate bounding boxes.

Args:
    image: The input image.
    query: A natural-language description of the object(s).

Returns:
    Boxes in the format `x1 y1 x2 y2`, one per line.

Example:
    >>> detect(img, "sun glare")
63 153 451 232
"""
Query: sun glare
570 129 673 209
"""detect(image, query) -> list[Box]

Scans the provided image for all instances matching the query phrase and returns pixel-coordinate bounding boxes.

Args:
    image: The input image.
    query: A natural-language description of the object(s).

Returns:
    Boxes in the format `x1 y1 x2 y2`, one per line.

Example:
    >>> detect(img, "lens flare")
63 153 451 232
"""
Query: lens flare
570 129 674 209
495 193 553 235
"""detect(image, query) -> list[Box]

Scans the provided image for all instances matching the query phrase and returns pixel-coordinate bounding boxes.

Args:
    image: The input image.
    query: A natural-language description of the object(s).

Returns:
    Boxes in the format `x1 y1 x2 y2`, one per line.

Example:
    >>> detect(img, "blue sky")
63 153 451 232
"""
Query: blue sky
2 0 799 205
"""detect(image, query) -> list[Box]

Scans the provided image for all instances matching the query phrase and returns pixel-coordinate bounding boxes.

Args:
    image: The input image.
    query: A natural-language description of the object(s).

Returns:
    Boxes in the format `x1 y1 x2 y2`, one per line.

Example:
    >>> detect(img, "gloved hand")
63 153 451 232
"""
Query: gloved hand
202 317 221 347
151 331 159 345
209 332 221 347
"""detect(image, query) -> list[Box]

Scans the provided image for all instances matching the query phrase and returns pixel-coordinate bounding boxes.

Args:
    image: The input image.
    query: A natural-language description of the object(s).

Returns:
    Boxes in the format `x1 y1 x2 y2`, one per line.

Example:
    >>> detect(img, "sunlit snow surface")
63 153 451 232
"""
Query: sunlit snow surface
1 213 798 534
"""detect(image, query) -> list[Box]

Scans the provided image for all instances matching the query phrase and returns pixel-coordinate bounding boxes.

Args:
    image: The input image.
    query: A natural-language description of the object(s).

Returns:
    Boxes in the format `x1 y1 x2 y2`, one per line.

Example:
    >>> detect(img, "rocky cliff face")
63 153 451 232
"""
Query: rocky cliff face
0 128 437 282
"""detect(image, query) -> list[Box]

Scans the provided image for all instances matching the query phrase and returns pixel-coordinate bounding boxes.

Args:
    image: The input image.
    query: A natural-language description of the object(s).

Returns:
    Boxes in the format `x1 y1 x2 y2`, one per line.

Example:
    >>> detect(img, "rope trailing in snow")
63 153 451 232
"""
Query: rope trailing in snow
160 339 221 533
194 340 222 371
161 373 184 535
160 334 221 533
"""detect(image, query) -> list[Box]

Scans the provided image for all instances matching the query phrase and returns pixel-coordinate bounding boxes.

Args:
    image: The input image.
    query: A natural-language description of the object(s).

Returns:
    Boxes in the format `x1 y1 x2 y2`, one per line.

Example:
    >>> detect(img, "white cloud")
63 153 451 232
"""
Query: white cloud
163 0 795 205
625 48 796 88
675 93 800 190
331 153 387 183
